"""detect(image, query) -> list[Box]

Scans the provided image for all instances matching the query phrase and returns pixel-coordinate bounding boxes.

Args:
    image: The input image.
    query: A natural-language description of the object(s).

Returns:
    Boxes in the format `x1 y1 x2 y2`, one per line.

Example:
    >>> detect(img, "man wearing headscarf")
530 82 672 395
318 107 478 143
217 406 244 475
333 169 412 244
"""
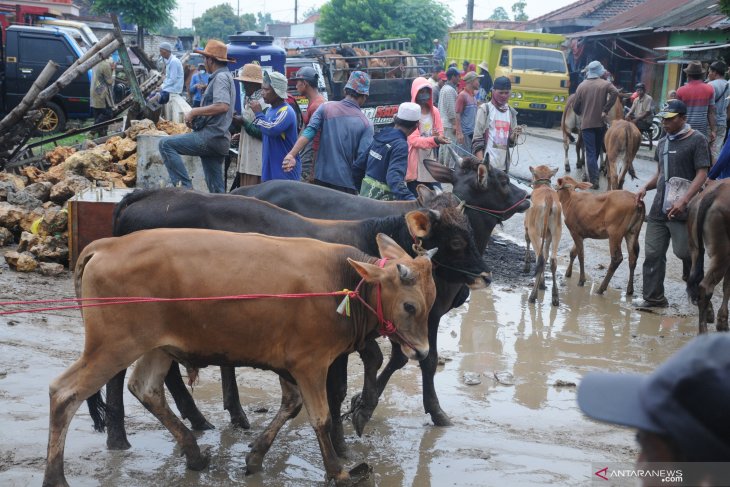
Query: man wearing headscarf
472 76 521 172
250 71 301 181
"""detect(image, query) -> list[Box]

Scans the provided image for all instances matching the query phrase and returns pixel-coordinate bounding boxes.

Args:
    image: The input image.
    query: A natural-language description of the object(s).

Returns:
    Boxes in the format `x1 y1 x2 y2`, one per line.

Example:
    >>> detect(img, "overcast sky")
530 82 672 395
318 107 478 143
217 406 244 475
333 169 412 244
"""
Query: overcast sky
173 0 577 29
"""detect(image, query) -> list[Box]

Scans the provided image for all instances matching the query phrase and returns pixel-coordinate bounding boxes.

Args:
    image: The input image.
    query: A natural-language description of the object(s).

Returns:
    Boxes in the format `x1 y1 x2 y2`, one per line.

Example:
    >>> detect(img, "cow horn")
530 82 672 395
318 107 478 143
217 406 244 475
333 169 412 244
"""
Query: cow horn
457 200 466 213
397 263 415 282
446 145 462 169
428 209 441 221
423 247 438 260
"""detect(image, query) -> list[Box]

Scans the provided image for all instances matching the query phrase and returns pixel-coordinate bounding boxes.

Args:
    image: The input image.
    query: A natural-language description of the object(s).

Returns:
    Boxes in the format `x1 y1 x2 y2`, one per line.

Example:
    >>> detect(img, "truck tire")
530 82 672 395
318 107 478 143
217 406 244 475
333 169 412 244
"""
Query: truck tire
36 102 66 134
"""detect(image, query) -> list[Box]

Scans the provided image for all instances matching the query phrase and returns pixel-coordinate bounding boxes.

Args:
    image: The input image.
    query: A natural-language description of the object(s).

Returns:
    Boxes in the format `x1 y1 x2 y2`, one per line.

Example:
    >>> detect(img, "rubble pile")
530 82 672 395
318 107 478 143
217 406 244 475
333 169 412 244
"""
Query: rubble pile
0 120 189 273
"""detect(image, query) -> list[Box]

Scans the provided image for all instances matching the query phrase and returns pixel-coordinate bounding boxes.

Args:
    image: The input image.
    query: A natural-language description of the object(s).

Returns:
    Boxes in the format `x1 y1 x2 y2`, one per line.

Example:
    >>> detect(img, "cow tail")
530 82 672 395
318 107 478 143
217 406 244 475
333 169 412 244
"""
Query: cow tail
626 124 637 180
687 191 718 302
534 203 551 277
74 250 108 432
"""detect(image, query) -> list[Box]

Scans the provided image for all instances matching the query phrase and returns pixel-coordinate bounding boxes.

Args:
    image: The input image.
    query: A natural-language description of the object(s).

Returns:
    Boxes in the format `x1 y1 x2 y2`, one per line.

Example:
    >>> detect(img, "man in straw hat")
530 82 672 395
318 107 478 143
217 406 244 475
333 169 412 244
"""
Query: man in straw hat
677 60 716 143
573 60 619 189
159 39 236 193
232 63 269 187
578 333 730 484
283 70 373 194
250 70 301 181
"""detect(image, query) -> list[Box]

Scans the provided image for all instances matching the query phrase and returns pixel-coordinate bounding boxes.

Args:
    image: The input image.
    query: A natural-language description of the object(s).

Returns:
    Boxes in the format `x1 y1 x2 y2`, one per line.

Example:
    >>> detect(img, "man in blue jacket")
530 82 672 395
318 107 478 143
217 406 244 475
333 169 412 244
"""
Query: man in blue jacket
251 71 301 181
352 102 420 200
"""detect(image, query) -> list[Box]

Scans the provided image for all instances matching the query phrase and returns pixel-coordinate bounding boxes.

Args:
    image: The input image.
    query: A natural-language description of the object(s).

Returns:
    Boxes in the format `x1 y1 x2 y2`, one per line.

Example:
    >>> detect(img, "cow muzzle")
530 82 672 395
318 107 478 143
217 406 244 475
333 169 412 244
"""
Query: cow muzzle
399 341 429 361
468 271 492 289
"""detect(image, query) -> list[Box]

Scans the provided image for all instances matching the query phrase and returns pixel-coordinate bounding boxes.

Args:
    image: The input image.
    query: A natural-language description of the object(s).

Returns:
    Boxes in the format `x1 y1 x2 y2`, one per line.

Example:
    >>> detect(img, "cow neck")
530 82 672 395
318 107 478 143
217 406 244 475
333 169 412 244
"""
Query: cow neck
531 179 552 187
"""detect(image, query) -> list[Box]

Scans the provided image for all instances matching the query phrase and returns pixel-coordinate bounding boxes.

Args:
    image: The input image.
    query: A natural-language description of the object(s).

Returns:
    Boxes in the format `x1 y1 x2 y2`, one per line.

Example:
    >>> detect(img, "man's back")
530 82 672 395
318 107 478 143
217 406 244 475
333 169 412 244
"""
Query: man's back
574 78 617 129
438 83 457 128
677 80 714 136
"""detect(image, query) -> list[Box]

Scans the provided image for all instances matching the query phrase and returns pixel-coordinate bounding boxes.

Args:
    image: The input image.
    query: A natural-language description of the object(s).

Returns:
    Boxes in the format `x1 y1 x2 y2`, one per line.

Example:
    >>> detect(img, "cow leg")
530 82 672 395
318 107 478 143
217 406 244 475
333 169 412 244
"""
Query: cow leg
563 139 571 172
45 351 136 487
626 231 640 296
699 260 730 333
164 362 214 431
326 354 349 458
296 369 350 483
105 369 131 450
351 339 384 438
129 350 209 471
576 134 585 169
575 237 587 286
374 341 409 398
246 376 302 474
565 243 577 278
421 311 452 426
529 240 544 304
597 238 623 294
220 366 250 429
523 228 532 273
550 244 560 307
717 270 730 331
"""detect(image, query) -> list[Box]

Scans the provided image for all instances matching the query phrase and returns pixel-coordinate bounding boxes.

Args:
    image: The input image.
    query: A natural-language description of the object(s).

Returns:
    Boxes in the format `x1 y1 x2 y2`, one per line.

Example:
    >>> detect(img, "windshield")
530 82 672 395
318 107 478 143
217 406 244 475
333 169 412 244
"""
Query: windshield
511 48 566 73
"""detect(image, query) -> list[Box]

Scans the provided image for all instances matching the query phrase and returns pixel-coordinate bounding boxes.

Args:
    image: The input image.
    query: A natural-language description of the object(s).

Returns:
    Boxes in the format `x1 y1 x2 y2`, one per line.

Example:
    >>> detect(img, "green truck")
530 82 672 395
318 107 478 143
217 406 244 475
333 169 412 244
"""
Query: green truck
447 29 569 127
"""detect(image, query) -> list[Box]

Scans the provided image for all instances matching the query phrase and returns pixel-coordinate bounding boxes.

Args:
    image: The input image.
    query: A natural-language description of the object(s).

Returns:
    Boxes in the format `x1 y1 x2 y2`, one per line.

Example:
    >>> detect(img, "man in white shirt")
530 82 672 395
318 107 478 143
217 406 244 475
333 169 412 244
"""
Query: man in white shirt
472 76 522 172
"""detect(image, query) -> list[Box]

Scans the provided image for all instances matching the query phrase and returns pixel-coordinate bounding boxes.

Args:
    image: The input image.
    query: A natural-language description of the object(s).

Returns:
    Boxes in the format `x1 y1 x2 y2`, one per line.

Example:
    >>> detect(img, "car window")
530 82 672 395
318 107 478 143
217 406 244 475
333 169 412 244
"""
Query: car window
19 36 74 65
499 50 509 67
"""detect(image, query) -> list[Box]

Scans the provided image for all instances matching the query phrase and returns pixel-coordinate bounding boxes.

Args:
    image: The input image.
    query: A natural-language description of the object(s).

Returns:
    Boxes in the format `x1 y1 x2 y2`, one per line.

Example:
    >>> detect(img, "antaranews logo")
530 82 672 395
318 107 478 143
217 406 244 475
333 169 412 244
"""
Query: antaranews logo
595 467 609 481
592 464 684 485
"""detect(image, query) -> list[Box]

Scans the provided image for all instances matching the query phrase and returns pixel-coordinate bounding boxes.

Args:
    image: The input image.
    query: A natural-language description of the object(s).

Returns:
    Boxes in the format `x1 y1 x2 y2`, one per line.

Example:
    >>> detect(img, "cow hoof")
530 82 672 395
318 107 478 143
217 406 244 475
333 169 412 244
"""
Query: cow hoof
229 412 251 430
348 463 373 485
564 165 571 172
578 280 585 287
430 410 453 427
626 287 634 296
707 303 716 324
190 418 215 431
552 298 559 307
539 282 546 290
186 446 210 471
528 296 536 303
595 288 606 295
245 451 264 474
106 435 131 451
352 406 374 437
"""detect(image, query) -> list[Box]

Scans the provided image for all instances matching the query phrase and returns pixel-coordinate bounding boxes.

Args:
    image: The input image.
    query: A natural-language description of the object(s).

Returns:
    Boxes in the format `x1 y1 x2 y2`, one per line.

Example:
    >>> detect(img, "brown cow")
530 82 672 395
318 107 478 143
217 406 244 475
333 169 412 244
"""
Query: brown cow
605 119 640 190
43 231 436 486
687 179 730 333
368 49 419 79
524 166 563 306
556 176 645 295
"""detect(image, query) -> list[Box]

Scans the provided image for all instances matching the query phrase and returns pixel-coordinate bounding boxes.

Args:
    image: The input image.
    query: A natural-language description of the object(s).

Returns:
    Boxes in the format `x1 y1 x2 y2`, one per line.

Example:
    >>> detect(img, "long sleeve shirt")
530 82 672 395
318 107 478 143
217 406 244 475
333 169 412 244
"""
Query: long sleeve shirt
189 71 210 103
253 102 301 181
160 55 184 94
352 127 414 200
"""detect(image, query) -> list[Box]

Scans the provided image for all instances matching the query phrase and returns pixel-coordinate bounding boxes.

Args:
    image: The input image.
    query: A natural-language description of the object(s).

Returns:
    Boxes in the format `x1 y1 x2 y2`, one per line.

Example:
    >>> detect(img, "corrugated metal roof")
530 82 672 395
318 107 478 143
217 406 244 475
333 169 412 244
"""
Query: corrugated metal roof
583 0 729 33
528 0 646 24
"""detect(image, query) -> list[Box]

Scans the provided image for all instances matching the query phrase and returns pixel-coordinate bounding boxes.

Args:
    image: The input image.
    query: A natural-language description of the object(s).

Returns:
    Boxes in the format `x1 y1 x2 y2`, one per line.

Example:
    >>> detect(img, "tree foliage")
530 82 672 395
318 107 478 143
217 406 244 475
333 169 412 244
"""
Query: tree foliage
317 0 453 54
193 4 242 41
154 16 194 37
488 7 510 21
721 0 730 16
92 0 176 32
511 1 529 21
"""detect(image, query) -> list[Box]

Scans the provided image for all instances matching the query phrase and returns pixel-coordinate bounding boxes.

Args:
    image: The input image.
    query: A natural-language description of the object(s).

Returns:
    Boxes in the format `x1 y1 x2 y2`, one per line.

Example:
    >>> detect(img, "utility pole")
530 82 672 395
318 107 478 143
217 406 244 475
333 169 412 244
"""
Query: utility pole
466 0 474 29
294 0 298 24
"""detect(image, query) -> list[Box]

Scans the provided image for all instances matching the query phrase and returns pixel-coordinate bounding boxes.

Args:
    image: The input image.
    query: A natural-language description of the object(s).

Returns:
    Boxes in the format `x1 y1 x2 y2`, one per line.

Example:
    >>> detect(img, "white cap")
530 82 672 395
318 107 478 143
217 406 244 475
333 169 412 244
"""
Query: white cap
397 102 421 122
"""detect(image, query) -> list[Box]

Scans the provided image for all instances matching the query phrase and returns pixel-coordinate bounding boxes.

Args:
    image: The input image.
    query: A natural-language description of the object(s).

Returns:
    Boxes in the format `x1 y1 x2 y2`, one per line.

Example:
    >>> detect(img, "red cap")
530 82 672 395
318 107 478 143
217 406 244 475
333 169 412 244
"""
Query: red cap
437 71 447 81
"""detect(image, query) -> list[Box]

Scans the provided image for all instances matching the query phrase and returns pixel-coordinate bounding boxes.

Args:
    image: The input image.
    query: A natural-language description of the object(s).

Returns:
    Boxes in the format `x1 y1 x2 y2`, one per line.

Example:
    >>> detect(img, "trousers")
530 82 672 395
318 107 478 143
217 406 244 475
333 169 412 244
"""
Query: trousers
159 131 225 193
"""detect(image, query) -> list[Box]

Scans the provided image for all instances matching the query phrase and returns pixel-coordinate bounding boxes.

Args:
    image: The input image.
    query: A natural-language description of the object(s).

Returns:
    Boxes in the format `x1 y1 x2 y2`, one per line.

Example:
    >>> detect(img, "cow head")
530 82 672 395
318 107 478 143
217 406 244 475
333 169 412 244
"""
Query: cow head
530 165 559 185
423 157 530 245
347 234 436 360
556 176 592 192
405 191 491 289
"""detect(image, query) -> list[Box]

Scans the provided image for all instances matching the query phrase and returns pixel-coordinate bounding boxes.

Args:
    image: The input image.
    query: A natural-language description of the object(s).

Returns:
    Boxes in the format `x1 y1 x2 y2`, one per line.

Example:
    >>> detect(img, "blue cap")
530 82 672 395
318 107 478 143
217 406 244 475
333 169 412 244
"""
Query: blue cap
345 71 370 95
578 334 730 461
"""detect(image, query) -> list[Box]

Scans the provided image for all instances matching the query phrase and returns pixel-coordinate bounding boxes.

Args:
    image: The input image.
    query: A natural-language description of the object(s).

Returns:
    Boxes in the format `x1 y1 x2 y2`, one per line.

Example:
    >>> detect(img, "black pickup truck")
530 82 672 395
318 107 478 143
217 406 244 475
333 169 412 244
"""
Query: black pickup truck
0 25 92 133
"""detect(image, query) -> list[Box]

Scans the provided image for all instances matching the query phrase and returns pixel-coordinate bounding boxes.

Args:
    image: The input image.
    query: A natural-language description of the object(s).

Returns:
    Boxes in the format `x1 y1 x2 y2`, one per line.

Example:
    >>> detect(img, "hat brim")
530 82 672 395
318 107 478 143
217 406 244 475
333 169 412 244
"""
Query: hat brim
193 49 235 64
577 372 665 434
236 76 263 83
658 111 682 119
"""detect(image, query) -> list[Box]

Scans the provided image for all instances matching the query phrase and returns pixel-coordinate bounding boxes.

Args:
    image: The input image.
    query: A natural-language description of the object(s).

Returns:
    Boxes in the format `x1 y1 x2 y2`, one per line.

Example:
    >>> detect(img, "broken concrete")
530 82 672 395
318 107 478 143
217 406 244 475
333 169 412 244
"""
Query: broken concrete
4 251 38 272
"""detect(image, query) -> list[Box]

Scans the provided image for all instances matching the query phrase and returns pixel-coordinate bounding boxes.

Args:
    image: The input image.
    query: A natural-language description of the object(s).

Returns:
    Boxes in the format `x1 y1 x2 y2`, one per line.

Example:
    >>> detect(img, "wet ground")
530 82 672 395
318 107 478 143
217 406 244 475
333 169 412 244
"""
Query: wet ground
0 132 720 486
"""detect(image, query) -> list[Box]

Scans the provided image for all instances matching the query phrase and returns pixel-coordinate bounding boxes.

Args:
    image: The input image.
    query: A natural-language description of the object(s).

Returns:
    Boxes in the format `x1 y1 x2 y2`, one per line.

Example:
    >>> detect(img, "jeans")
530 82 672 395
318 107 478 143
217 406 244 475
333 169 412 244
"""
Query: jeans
581 127 605 183
159 131 225 193
642 219 691 304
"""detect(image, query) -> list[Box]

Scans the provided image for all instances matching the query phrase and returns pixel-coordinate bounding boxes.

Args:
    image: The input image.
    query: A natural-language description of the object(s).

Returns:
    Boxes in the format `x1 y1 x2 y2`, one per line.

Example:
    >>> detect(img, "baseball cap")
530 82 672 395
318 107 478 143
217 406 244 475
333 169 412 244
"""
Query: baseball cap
463 71 482 83
658 99 687 119
345 70 370 95
397 102 421 122
292 66 318 84
578 334 730 462
493 76 512 90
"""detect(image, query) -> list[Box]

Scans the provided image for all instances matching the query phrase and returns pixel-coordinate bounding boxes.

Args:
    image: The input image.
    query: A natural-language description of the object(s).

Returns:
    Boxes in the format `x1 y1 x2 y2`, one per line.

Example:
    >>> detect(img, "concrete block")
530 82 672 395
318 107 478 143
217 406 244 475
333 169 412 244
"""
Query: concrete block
136 134 208 192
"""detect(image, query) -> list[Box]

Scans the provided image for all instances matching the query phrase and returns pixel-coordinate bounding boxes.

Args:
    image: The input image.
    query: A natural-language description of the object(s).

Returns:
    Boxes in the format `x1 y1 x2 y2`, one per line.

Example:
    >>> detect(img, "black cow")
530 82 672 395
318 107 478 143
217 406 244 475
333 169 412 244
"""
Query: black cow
235 157 530 428
103 187 488 456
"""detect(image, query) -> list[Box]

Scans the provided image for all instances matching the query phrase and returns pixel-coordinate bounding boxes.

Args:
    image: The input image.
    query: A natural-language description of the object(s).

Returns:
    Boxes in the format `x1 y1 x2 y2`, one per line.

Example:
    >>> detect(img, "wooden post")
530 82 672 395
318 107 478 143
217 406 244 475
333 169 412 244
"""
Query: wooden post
0 61 58 134
111 14 145 108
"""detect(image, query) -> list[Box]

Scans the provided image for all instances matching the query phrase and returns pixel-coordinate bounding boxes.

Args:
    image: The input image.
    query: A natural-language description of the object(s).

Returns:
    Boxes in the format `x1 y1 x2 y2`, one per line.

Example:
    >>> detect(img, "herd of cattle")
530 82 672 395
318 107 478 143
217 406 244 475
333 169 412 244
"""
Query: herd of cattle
41 154 729 486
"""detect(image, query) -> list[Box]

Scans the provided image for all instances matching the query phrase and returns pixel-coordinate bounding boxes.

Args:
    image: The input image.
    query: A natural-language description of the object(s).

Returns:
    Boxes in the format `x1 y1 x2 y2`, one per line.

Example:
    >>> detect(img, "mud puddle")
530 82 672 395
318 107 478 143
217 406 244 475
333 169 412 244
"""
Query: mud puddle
0 235 709 486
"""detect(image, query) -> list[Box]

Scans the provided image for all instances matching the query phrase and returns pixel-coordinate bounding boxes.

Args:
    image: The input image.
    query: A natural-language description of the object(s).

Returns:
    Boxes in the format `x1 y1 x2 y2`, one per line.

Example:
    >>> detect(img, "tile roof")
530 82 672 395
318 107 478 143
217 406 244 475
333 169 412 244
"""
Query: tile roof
529 0 646 24
584 0 729 33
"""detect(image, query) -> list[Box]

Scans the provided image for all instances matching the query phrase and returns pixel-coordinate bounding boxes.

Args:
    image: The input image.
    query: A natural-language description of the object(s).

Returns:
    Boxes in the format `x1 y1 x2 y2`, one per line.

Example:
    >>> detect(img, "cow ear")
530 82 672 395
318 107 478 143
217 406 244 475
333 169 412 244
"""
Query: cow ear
550 167 559 178
347 258 386 283
577 182 593 190
405 211 432 239
416 185 436 206
423 159 454 183
477 164 489 189
376 233 409 259
529 166 536 176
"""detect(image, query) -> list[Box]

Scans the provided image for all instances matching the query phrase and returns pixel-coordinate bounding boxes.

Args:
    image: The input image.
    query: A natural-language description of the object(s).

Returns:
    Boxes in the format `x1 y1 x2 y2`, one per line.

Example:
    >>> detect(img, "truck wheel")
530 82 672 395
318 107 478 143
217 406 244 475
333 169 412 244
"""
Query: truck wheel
36 102 66 134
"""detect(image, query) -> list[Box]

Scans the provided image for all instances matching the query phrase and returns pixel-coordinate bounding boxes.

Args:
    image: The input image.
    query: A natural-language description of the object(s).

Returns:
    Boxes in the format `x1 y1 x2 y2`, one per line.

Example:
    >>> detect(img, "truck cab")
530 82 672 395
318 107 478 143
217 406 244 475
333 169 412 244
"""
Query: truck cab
1 25 91 133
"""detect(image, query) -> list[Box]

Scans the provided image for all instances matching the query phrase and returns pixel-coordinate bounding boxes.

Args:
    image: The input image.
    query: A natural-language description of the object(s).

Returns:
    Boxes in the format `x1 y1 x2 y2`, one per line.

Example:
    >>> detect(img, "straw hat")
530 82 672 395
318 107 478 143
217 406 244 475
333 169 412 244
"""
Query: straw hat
193 39 235 63
478 61 489 72
236 63 263 83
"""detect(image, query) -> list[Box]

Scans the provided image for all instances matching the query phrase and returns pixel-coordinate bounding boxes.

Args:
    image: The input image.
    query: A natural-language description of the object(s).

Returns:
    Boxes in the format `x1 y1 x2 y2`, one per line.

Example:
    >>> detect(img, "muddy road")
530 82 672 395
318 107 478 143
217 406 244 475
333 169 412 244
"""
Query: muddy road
0 132 717 486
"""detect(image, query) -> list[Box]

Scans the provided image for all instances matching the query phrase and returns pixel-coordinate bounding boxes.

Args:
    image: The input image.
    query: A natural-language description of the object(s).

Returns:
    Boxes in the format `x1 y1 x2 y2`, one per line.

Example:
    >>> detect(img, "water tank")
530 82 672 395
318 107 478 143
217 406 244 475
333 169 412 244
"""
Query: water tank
227 31 287 112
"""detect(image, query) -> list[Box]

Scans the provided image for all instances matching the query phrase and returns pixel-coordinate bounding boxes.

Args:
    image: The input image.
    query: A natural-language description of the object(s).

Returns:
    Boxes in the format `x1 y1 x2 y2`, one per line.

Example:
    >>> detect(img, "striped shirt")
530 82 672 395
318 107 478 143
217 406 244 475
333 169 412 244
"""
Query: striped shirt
438 82 458 128
253 102 301 181
677 80 714 137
